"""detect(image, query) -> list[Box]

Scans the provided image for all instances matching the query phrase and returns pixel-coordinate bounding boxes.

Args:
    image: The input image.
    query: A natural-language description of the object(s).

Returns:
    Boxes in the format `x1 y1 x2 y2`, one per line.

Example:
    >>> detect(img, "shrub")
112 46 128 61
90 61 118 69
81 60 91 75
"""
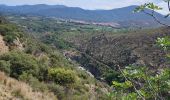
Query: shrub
104 71 124 85
0 51 40 78
3 33 16 43
0 60 11 74
19 72 48 92
48 68 77 86
0 23 23 44
47 83 65 100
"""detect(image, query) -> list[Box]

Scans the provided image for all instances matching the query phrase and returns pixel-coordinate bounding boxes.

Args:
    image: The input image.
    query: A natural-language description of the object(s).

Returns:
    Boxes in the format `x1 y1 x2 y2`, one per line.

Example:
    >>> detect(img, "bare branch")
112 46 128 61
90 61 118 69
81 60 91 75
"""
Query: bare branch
168 1 170 12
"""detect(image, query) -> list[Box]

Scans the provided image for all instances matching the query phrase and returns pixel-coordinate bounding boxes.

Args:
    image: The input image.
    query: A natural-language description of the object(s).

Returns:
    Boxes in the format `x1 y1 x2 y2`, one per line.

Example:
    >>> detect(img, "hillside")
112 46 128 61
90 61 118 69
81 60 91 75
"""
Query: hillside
5 15 170 84
0 0 170 99
0 72 56 100
0 3 170 98
0 16 110 100
56 28 169 81
0 35 9 54
0 5 169 27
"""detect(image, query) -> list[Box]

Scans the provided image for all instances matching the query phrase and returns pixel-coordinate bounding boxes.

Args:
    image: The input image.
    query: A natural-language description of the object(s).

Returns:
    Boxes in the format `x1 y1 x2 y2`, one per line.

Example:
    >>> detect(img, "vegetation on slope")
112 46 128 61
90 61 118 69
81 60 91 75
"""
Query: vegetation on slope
5 14 170 85
0 16 109 100
0 71 57 100
108 2 170 99
109 36 170 99
1 5 170 99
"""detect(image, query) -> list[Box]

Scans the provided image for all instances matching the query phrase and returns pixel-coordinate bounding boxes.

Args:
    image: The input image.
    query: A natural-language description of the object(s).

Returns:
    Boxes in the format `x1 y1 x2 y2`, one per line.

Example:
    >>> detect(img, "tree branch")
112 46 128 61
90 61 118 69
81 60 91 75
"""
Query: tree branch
142 10 170 27
117 65 145 100
168 1 170 12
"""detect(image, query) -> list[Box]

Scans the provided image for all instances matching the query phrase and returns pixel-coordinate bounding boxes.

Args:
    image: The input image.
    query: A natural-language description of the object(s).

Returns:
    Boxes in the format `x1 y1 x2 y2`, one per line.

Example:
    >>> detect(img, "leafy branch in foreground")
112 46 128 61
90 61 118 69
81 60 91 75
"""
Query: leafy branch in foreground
107 1 170 100
134 2 170 27
108 33 170 100
109 66 170 100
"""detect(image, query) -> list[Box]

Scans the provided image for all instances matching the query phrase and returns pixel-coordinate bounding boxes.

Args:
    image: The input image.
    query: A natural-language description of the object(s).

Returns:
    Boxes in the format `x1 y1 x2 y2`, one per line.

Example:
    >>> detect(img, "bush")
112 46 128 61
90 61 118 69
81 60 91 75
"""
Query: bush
0 51 40 78
19 72 48 92
0 60 11 74
47 83 65 100
48 68 77 86
3 33 16 43
0 23 23 44
104 71 124 85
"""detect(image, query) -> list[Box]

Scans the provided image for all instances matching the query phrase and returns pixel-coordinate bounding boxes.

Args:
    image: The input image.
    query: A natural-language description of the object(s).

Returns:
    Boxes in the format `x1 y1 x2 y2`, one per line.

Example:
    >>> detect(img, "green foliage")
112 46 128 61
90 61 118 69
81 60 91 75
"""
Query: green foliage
0 60 11 74
48 68 77 86
47 83 66 100
0 23 23 44
111 66 170 100
157 37 170 50
157 36 170 62
112 81 133 89
134 0 170 26
134 3 162 13
41 34 72 49
123 66 146 79
19 72 48 92
108 2 170 99
110 35 170 99
0 51 40 78
104 71 124 85
0 16 109 99
108 35 170 100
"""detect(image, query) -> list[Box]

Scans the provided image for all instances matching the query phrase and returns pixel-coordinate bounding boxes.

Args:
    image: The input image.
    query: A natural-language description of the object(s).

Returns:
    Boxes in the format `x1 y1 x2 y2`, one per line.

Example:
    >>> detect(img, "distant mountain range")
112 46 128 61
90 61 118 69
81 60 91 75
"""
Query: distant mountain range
0 4 169 27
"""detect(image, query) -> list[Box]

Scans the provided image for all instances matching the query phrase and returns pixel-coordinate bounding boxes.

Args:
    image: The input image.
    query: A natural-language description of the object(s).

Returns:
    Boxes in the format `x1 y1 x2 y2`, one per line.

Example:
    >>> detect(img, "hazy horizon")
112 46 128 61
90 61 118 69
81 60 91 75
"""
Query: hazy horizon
0 0 169 14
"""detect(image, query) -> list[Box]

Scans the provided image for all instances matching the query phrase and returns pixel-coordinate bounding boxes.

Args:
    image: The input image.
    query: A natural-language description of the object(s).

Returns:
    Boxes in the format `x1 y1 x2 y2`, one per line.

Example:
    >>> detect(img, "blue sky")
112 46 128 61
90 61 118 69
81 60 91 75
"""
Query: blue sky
0 0 168 14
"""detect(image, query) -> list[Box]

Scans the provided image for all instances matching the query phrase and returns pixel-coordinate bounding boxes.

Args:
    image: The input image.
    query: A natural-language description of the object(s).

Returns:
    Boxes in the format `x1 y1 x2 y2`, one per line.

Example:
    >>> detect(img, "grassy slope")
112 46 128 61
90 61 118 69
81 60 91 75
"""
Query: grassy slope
0 72 57 100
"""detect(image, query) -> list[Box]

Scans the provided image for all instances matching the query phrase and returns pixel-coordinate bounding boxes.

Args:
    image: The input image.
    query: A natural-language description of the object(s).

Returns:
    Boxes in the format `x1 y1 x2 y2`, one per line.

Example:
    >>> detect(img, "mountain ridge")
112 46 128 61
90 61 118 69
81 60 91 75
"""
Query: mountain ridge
0 4 169 24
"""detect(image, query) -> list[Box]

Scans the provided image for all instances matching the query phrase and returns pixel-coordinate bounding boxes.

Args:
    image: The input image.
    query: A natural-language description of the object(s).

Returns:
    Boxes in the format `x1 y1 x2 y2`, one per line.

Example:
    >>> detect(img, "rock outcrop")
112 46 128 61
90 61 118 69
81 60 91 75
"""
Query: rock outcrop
0 35 9 55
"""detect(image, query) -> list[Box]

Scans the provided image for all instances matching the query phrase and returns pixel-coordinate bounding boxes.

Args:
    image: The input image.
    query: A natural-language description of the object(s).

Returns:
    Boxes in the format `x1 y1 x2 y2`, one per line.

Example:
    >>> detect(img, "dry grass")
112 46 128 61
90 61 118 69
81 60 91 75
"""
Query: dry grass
0 35 9 55
0 72 57 100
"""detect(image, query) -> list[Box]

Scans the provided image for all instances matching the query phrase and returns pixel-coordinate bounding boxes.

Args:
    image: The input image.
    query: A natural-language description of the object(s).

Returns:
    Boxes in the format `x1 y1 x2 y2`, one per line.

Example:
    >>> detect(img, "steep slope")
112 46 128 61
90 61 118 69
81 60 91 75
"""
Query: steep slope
0 35 9 55
5 14 170 83
0 72 57 100
0 16 110 99
83 31 168 68
63 28 170 79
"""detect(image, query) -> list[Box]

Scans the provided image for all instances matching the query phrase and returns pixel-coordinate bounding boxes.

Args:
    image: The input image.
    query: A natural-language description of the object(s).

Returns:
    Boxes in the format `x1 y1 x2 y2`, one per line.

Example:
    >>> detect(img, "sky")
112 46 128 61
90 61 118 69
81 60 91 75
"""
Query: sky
0 0 169 14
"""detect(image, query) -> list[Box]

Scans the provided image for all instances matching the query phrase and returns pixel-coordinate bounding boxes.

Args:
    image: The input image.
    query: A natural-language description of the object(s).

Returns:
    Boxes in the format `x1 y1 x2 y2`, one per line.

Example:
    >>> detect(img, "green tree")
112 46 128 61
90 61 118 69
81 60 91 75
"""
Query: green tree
48 68 77 87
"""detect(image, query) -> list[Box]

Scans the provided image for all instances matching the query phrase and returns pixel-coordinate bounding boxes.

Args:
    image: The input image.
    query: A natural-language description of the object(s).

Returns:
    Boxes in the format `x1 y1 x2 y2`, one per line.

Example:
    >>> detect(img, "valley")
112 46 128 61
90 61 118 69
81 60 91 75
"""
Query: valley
1 4 170 28
0 2 170 100
5 14 170 83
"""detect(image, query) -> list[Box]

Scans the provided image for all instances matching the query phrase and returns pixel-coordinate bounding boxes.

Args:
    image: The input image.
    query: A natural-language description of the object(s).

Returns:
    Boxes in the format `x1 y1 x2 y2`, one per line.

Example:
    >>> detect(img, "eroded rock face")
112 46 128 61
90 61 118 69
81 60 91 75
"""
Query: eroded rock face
0 35 9 55
12 37 24 51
